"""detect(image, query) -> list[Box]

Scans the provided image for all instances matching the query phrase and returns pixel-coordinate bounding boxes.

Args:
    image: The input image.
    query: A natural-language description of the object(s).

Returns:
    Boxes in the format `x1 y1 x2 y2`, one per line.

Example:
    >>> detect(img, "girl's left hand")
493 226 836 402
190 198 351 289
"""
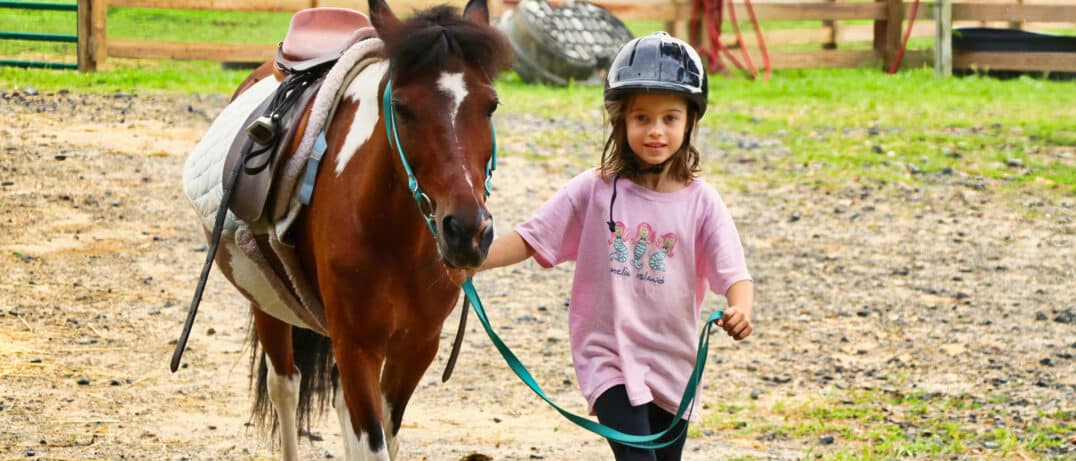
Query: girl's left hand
719 305 752 341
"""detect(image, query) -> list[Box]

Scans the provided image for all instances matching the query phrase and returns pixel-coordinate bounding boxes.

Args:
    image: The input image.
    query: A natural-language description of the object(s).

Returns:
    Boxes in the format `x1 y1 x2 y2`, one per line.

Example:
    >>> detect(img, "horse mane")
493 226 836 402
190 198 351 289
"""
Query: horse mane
380 5 512 78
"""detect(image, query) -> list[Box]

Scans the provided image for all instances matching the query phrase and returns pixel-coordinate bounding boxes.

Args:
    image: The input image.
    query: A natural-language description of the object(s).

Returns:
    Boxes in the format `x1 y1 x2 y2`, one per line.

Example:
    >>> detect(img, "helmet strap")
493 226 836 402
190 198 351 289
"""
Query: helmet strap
623 148 669 175
640 162 666 174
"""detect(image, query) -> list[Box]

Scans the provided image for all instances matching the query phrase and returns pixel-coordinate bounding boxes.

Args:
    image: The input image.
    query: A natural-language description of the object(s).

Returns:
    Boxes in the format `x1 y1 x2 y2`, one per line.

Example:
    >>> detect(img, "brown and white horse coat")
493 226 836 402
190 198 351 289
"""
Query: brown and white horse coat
181 0 512 459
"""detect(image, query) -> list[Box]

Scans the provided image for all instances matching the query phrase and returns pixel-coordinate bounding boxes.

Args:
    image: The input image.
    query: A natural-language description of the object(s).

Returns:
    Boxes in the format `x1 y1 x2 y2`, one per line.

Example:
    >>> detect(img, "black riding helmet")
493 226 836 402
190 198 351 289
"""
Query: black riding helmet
605 32 708 117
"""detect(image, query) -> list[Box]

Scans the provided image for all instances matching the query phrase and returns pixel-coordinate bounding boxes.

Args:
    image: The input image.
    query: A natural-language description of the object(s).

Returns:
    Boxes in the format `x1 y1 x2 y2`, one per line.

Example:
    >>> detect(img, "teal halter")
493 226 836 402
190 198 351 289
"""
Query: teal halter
381 80 497 236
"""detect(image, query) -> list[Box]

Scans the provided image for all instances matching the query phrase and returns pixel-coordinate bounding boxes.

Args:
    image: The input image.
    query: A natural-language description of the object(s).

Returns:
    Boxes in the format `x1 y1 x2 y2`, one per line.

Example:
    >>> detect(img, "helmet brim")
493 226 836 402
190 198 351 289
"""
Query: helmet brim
606 81 707 115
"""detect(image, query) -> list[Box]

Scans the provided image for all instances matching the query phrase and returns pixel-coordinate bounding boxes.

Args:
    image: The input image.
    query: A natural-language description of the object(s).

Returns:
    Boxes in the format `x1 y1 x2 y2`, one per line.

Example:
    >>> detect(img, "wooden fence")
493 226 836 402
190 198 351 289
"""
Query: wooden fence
75 0 1076 74
78 0 489 69
613 0 1076 72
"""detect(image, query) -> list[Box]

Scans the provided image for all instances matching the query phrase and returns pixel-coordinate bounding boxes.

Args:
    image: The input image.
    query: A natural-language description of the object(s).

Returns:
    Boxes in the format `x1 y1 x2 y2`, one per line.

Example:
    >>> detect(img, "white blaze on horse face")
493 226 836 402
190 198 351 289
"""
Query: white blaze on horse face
437 72 467 130
436 71 477 191
336 60 390 176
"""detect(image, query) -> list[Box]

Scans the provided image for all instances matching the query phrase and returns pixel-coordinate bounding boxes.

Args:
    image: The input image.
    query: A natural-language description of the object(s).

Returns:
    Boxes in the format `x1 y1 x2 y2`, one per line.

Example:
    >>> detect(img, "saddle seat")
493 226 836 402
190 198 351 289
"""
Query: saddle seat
277 7 375 73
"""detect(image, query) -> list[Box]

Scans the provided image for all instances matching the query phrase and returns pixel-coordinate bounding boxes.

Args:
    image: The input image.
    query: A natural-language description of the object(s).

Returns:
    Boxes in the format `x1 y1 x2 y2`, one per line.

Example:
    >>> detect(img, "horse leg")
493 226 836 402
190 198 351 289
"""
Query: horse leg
333 343 390 461
253 306 301 461
380 332 440 459
333 374 353 461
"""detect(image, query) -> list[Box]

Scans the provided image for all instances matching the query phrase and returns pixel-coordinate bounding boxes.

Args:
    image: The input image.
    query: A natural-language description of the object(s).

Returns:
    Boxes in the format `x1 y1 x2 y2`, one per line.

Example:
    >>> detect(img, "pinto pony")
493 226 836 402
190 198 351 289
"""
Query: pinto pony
189 1 512 459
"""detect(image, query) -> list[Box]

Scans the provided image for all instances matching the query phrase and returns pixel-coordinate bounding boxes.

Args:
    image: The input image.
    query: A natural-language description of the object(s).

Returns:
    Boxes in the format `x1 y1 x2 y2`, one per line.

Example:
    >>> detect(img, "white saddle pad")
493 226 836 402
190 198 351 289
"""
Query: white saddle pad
182 77 280 233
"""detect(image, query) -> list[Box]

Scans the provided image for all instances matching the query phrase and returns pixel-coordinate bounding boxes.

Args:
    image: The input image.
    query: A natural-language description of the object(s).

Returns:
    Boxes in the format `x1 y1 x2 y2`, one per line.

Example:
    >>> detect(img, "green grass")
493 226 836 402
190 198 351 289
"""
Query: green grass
2 5 1074 195
0 3 290 92
491 66 1076 195
701 66 1076 193
699 389 1074 459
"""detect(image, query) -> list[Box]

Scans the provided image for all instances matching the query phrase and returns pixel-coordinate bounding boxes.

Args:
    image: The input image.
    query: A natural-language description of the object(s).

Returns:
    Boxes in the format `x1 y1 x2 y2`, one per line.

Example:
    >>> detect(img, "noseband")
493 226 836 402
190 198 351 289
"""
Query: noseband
381 79 497 237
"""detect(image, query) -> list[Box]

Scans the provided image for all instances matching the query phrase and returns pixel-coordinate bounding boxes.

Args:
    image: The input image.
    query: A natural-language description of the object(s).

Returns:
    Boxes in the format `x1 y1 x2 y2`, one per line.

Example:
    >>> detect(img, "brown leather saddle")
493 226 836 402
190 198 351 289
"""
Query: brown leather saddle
277 7 377 74
224 8 376 224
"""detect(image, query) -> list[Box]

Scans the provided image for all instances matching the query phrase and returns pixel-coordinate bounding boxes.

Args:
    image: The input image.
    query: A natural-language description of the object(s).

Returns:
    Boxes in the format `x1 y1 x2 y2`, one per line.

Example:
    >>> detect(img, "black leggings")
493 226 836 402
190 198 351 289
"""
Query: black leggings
593 385 688 461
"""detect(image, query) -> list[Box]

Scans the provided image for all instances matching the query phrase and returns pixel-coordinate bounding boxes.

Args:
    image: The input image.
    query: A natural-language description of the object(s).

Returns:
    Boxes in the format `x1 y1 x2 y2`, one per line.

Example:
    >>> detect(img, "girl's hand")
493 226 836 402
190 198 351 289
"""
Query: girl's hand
718 305 752 341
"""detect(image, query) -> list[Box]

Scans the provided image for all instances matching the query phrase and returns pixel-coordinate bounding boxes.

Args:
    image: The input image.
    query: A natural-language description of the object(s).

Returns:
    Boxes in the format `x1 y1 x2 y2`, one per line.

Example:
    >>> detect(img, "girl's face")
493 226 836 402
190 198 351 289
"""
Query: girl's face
625 92 689 169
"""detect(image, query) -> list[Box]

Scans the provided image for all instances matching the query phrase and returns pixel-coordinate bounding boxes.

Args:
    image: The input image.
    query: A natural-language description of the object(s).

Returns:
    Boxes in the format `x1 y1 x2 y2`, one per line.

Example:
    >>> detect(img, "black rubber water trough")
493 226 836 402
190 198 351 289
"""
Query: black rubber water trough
953 27 1076 79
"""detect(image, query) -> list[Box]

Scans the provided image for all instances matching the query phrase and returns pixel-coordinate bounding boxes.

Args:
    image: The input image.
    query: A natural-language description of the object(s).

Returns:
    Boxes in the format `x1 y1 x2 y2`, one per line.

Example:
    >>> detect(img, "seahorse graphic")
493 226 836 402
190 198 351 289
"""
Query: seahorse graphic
649 232 678 272
608 221 629 263
630 222 653 270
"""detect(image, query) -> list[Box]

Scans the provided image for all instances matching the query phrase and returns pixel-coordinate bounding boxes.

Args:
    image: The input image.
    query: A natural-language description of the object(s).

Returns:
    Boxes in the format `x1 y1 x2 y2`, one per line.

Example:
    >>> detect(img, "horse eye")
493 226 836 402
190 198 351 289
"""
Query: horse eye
392 101 415 122
486 100 499 117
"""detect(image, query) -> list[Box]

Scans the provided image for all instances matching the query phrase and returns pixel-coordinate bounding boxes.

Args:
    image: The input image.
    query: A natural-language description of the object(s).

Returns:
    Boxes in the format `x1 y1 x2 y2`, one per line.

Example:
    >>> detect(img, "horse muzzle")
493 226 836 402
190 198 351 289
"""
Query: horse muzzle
439 210 493 269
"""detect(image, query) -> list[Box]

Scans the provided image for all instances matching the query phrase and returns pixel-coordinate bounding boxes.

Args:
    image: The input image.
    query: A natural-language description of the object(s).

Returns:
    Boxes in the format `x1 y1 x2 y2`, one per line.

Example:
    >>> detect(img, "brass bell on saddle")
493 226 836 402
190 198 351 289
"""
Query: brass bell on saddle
246 115 278 145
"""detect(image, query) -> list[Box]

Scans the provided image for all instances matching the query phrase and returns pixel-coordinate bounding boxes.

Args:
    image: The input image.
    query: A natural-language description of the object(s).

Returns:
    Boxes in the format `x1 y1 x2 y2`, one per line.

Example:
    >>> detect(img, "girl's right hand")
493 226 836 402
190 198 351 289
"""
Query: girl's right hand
719 305 752 341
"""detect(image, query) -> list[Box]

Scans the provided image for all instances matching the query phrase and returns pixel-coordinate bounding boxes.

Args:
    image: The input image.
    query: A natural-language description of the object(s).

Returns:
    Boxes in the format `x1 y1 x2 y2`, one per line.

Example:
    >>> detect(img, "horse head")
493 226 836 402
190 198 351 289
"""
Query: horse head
370 0 512 269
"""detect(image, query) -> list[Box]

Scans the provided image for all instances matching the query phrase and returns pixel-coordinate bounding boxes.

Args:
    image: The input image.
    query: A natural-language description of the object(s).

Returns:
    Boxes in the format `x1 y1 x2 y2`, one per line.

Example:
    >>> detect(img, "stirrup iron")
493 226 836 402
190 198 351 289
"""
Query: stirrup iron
246 115 277 145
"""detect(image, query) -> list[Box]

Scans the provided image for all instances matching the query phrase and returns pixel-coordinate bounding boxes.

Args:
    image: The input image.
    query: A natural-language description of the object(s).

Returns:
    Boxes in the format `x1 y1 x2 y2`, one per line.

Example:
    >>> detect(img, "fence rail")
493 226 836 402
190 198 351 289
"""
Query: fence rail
90 0 504 68
23 1 1076 74
644 0 1076 72
0 0 81 70
0 1 77 10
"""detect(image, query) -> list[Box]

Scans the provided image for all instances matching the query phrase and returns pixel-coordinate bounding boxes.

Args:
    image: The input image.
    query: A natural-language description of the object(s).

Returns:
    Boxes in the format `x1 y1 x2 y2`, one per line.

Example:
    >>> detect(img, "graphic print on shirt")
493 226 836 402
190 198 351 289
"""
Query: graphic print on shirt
649 232 678 271
630 222 654 270
608 221 629 263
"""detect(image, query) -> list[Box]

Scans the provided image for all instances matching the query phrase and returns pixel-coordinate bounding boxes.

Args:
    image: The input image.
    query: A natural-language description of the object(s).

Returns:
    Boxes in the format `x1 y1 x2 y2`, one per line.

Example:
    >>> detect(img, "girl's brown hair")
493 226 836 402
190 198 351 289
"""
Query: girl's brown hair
598 92 701 183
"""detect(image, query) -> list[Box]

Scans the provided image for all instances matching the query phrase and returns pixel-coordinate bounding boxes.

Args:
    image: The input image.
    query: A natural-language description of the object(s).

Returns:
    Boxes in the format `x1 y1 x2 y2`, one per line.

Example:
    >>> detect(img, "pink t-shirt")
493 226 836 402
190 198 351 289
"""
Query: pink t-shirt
516 168 751 420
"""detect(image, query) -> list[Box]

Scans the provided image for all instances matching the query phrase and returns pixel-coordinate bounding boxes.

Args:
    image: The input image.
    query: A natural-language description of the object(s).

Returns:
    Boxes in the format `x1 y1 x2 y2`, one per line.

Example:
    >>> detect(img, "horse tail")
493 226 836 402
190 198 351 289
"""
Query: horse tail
249 325 336 440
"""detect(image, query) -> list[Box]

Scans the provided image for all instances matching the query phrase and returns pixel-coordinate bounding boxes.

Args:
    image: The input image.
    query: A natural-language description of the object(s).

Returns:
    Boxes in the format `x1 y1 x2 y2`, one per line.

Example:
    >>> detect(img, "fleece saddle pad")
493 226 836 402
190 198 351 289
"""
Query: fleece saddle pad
183 77 280 234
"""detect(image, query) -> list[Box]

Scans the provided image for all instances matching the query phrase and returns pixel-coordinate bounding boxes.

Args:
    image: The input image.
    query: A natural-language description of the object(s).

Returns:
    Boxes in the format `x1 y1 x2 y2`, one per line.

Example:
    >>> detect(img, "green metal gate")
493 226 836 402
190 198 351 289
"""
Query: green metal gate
0 1 79 70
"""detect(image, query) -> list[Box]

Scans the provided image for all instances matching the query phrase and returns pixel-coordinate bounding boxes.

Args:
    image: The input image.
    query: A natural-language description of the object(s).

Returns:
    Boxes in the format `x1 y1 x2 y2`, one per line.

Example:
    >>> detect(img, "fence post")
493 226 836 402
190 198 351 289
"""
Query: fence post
822 0 840 50
1009 0 1024 30
883 0 904 70
934 0 951 77
665 0 691 42
873 0 882 56
77 0 107 71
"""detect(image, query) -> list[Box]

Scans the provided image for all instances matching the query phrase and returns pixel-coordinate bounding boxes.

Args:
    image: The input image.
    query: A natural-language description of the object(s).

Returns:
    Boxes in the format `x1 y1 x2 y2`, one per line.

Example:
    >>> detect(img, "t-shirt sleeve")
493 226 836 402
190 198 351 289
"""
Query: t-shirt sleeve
514 173 589 268
699 189 752 296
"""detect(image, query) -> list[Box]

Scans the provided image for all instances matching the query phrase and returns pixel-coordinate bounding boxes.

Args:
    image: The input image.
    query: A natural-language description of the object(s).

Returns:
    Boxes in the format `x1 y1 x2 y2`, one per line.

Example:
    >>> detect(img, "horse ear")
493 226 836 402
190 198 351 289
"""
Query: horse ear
368 0 401 34
462 0 490 25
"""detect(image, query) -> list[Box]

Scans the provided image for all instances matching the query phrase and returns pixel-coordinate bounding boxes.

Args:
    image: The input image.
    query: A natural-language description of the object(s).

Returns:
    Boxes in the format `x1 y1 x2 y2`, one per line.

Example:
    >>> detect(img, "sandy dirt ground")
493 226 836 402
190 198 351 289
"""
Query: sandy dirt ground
0 91 1072 460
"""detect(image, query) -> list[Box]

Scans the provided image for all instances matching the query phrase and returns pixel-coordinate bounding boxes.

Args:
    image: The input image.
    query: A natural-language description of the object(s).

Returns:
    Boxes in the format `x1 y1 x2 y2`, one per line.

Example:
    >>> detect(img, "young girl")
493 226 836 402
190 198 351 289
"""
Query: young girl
480 32 754 461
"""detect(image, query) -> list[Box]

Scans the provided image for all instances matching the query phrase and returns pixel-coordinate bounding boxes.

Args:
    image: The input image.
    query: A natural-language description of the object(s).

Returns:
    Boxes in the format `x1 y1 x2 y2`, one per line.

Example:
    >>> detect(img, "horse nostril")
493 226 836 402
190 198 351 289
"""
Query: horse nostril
442 214 465 243
479 222 494 254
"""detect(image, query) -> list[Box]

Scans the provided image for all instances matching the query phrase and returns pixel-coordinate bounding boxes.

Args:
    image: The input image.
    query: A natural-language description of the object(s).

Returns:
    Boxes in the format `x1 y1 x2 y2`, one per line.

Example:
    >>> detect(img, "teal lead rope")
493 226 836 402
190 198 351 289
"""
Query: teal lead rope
462 278 724 449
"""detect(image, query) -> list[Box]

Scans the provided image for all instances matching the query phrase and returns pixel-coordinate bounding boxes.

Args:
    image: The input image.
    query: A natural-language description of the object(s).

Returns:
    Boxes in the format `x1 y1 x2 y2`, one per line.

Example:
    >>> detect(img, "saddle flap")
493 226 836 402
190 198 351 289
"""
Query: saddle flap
223 80 321 224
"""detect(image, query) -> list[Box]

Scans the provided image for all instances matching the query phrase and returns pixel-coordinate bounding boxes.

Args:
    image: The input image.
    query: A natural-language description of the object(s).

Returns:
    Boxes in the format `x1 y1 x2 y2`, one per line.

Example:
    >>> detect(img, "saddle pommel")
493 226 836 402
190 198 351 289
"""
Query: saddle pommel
276 8 376 74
